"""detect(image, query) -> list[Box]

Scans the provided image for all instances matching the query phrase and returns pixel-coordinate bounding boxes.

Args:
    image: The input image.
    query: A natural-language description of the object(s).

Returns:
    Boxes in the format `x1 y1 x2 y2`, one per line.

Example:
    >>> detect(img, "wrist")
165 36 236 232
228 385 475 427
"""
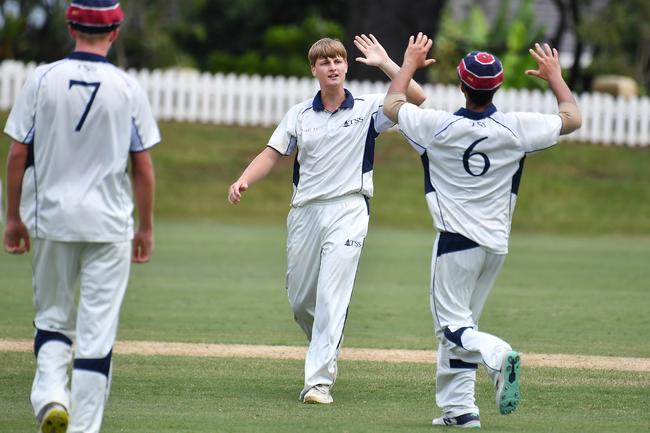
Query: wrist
547 72 564 87
137 220 154 233
401 60 418 74
6 211 22 223
378 59 398 78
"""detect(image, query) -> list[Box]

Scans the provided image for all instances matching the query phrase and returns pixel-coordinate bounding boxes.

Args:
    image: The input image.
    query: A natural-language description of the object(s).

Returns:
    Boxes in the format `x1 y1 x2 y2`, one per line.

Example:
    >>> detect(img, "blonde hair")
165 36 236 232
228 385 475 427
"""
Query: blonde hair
308 38 347 66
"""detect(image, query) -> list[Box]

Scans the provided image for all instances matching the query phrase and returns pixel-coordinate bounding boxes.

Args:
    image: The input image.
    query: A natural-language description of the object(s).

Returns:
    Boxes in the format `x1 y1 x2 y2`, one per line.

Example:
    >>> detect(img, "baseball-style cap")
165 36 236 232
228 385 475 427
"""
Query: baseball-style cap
457 51 504 91
66 0 124 34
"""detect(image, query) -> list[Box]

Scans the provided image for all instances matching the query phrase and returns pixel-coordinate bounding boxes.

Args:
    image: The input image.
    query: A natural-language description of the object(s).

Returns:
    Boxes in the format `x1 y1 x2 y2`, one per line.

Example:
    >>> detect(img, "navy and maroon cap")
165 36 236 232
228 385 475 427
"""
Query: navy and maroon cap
457 51 504 91
66 0 124 34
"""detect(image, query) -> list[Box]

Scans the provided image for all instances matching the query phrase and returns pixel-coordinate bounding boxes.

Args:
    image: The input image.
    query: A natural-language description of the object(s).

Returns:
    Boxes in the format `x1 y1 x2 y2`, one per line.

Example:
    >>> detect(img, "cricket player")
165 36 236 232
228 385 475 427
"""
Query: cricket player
3 1 160 432
228 35 426 404
383 34 581 428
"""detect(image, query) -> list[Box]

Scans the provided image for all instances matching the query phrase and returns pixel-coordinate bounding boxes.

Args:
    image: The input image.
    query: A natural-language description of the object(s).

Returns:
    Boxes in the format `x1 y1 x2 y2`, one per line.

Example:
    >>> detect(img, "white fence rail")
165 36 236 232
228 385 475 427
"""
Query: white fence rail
1 60 648 146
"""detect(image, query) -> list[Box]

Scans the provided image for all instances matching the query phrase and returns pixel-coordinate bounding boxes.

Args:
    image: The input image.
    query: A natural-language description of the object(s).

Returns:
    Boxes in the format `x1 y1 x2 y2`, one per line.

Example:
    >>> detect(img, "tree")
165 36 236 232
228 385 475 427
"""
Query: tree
580 0 650 93
548 0 594 91
0 0 70 62
176 0 347 74
0 0 194 68
114 0 199 69
431 0 545 89
204 15 344 76
344 0 448 83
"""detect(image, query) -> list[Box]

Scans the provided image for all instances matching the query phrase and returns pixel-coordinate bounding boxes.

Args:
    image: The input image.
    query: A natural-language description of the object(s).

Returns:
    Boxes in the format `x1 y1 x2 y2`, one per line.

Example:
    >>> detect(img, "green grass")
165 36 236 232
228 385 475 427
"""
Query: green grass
1 222 649 357
2 114 650 233
153 121 650 233
1 118 650 432
1 352 649 433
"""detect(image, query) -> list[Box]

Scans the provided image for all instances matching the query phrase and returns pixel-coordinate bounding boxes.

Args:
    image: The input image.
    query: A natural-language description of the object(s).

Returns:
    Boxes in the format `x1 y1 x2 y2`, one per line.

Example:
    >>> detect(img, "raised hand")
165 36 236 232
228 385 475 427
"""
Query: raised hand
403 32 436 70
354 34 390 68
526 43 562 82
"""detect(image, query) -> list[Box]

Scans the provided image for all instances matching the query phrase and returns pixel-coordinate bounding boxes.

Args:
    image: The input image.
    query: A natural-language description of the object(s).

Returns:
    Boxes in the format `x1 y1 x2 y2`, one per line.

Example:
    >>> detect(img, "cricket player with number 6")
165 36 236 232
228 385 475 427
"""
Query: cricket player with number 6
228 35 427 404
3 1 160 432
383 34 581 428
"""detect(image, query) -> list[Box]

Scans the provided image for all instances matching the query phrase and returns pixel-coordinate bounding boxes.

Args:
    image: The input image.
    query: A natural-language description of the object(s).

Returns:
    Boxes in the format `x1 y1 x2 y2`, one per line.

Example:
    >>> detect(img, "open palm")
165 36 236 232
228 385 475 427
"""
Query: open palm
354 34 389 67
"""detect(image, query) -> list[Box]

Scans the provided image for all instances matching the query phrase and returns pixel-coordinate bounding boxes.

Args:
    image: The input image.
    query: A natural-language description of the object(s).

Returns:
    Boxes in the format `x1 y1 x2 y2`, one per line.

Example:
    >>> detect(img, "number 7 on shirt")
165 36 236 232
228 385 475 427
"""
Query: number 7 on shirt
69 80 101 131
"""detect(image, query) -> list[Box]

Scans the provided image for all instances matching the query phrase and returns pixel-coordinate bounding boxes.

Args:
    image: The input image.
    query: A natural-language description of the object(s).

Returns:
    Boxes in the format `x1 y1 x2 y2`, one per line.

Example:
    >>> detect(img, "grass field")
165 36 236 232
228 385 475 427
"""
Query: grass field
1 222 649 432
151 121 650 234
2 113 650 233
1 222 649 356
1 117 649 432
1 352 648 433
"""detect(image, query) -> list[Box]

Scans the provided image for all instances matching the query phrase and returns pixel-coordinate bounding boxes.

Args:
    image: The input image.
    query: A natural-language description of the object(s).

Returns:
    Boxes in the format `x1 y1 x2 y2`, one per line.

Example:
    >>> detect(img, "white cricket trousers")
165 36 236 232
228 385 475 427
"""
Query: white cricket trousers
31 239 131 433
286 194 369 398
430 232 511 417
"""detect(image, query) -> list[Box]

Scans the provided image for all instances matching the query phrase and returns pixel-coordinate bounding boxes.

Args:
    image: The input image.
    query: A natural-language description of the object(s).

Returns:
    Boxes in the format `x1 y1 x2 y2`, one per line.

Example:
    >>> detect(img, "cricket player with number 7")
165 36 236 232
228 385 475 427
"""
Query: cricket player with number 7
3 1 159 432
228 35 427 404
383 34 581 428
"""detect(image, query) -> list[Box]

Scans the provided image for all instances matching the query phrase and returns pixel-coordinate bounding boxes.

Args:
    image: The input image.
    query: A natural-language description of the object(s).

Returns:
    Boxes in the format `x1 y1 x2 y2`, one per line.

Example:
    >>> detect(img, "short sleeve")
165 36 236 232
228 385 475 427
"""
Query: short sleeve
511 112 562 153
267 104 301 155
130 80 161 152
397 103 446 154
363 93 394 134
4 70 38 144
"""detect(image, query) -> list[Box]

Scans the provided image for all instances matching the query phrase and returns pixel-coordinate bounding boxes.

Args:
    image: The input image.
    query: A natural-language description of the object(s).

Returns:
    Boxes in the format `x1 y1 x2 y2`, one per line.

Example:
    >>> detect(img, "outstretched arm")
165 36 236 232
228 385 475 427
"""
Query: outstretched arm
228 147 283 204
526 43 581 135
383 33 436 123
354 33 428 105
3 140 30 254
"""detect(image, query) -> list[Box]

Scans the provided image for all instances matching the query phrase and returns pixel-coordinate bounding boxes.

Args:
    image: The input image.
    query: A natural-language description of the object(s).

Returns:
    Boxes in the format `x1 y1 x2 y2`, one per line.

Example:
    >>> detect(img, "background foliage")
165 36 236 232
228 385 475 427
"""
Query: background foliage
0 0 647 91
431 0 546 89
579 0 650 92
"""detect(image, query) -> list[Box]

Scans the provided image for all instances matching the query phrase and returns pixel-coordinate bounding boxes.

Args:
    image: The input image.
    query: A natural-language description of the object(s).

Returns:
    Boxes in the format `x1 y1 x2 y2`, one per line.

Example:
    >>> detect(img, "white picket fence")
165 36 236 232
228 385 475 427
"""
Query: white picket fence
1 59 648 146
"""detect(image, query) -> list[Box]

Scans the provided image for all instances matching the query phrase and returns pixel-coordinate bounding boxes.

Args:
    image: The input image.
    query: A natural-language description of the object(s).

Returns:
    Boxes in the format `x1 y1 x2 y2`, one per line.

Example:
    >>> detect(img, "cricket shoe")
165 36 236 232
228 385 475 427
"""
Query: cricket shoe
302 384 333 404
37 402 68 433
432 413 481 428
496 350 522 415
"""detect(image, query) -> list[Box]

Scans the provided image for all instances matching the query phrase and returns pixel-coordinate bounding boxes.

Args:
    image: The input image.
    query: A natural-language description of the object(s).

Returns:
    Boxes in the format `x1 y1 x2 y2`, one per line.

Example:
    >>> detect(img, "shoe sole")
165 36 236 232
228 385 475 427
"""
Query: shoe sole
40 408 68 433
432 421 481 429
498 351 521 415
432 415 481 429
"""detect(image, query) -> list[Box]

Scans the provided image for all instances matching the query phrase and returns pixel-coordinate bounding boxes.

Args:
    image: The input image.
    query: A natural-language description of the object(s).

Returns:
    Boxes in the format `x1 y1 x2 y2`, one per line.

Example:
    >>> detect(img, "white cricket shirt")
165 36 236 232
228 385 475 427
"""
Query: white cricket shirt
267 90 393 207
4 51 160 242
397 103 562 254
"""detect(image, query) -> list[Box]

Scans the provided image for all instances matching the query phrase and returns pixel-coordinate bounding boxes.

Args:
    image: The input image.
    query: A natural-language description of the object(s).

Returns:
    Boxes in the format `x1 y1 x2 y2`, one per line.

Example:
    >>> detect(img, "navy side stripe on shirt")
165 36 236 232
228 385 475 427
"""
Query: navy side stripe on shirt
511 156 526 195
362 115 379 174
420 152 435 194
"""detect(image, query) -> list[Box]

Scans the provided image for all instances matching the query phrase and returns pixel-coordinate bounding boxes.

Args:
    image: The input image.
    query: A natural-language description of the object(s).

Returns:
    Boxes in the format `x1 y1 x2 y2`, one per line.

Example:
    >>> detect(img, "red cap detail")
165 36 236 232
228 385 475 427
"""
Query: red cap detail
457 58 504 91
66 5 124 28
475 52 495 65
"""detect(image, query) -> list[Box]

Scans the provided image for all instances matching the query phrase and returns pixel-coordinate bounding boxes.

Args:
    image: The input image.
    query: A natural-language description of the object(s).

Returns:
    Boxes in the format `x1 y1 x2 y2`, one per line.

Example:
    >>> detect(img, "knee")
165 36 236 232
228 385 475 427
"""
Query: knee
74 350 113 378
292 311 313 341
293 307 312 324
443 326 472 349
34 329 73 358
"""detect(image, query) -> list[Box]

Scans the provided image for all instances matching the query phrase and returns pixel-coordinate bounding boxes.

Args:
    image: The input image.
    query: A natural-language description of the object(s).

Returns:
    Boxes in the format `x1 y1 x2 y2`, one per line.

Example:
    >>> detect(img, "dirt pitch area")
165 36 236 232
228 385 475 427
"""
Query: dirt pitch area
1 339 648 372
